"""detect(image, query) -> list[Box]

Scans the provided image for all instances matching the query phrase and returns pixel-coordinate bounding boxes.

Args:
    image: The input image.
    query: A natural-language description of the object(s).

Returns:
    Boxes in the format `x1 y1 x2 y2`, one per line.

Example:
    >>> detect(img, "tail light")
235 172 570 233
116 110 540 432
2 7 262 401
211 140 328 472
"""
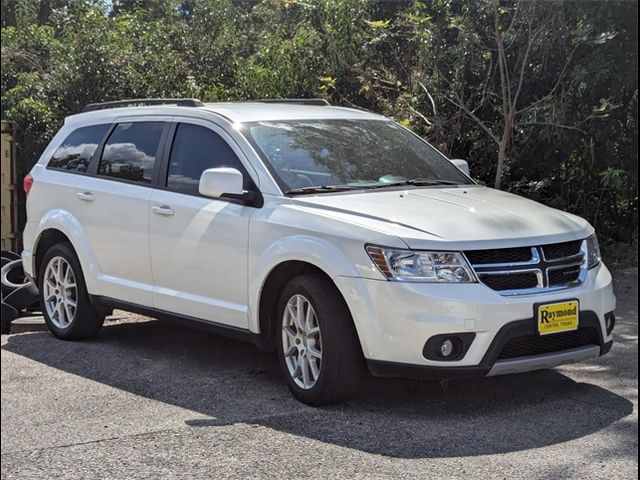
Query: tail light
23 173 34 196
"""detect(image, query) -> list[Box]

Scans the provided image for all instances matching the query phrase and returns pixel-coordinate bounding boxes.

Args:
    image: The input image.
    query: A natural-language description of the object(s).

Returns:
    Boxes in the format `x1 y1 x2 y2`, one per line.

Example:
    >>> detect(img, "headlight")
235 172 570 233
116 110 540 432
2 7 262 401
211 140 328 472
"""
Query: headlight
366 245 476 283
586 233 601 269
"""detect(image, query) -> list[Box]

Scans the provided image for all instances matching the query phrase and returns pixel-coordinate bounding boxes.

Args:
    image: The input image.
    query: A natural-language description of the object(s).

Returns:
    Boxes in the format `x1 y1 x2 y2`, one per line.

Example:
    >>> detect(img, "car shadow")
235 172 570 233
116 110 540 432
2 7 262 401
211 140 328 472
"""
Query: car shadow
2 318 634 459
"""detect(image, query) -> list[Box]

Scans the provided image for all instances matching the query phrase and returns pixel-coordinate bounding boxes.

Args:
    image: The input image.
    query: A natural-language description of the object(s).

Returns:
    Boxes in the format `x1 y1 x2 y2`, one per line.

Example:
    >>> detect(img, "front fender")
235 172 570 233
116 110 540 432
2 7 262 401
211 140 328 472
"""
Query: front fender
248 235 376 334
27 209 101 293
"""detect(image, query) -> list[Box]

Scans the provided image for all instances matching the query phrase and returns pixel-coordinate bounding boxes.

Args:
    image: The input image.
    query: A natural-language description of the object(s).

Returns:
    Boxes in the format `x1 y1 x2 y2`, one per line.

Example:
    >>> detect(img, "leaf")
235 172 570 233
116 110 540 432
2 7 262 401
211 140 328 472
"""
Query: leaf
599 168 628 190
589 31 617 44
364 19 391 29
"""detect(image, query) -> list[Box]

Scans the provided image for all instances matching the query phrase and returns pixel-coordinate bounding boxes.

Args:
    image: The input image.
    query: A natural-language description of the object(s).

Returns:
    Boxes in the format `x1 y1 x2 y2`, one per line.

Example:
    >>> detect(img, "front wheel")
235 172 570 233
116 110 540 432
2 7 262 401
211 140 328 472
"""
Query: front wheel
39 243 104 340
276 274 366 406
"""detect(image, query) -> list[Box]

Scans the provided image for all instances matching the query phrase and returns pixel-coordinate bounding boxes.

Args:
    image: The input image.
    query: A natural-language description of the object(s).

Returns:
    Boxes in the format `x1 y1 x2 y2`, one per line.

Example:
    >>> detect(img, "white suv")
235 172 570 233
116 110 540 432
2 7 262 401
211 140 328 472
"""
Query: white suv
22 98 616 405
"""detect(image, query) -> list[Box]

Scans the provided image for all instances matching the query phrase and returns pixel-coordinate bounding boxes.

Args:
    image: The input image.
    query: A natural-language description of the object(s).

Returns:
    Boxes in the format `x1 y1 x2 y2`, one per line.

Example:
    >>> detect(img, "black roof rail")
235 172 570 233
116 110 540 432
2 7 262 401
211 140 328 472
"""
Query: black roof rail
253 98 331 106
81 98 205 113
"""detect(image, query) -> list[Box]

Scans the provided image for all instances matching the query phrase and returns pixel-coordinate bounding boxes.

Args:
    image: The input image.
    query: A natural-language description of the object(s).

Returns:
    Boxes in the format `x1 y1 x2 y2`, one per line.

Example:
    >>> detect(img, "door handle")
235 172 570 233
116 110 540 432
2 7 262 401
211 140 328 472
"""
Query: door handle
76 191 94 202
152 205 174 216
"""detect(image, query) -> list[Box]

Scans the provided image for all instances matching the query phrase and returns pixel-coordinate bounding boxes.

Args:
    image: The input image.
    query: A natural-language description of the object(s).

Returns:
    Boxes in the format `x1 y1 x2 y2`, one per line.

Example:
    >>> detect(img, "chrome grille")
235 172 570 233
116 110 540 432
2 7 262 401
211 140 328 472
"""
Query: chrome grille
465 240 587 296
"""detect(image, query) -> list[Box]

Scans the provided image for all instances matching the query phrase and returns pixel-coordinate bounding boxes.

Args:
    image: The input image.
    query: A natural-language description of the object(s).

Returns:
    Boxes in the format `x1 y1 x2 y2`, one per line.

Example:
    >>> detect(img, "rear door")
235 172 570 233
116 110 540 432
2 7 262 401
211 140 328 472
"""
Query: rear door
148 120 257 328
74 119 169 306
36 123 111 236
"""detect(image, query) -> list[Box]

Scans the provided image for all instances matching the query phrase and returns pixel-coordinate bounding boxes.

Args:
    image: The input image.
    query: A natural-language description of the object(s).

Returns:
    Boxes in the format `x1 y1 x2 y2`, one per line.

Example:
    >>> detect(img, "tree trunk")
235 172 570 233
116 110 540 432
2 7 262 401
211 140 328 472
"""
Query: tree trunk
495 139 508 189
1 1 17 27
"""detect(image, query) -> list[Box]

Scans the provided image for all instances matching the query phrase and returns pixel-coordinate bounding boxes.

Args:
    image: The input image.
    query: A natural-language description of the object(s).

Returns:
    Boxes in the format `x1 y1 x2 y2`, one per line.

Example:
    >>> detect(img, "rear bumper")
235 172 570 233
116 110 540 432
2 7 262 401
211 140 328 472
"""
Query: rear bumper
21 220 37 278
366 311 612 380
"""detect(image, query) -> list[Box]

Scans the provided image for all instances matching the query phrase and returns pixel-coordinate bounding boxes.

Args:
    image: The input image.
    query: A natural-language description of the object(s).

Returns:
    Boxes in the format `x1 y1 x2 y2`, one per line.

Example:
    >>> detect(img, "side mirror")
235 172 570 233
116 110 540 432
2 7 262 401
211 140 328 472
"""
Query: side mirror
451 159 470 177
199 167 244 198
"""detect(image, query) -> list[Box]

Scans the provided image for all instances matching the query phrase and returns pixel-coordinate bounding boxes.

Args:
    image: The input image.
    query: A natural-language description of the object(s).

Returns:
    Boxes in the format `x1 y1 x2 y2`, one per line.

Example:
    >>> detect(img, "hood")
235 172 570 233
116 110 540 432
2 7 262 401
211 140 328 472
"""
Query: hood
292 186 591 249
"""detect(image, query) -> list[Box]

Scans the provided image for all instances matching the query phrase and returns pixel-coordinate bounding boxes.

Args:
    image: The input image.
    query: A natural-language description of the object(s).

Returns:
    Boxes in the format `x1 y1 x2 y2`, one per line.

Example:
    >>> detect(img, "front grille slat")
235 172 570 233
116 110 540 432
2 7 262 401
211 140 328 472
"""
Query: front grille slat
479 272 539 291
466 239 586 295
542 240 582 260
465 247 532 265
548 265 581 286
498 327 599 359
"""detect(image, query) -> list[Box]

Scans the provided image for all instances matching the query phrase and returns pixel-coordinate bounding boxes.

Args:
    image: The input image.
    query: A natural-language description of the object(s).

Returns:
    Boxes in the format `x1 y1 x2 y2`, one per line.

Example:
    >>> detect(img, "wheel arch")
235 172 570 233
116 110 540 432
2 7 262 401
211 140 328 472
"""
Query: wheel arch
29 210 100 293
250 236 370 350
33 228 73 280
255 259 367 356
257 260 326 351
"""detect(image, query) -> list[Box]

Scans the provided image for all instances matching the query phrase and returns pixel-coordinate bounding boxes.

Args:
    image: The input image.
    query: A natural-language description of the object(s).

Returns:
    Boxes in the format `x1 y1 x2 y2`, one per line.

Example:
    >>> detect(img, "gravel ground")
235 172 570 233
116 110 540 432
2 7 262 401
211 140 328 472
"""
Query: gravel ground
1 269 637 479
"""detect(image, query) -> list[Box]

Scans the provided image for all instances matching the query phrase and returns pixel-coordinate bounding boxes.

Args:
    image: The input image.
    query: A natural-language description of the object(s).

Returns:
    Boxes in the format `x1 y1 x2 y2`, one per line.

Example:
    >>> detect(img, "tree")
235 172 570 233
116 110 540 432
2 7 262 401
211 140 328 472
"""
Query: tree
410 0 617 189
0 0 636 253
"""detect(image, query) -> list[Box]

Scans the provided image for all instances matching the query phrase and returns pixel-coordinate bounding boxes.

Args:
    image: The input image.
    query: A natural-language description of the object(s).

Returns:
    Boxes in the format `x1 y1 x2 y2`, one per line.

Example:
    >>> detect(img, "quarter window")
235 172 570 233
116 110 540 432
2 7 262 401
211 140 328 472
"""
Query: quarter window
48 124 109 172
166 123 248 195
98 122 164 184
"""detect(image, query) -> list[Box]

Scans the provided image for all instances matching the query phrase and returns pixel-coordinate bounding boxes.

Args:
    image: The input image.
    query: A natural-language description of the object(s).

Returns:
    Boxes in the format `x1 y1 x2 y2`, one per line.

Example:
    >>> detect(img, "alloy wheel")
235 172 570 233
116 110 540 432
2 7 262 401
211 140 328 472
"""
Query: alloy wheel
281 294 322 389
43 256 77 329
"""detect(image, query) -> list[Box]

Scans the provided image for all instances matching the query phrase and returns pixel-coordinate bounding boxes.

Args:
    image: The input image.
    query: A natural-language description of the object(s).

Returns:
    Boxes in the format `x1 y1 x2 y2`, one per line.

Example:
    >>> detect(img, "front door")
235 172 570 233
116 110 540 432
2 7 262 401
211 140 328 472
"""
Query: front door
149 121 256 329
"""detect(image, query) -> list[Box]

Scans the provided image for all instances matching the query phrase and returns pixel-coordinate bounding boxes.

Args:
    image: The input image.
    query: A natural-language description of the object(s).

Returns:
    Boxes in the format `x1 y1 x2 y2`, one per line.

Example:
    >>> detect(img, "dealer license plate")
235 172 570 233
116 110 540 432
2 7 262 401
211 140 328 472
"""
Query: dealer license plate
537 300 579 335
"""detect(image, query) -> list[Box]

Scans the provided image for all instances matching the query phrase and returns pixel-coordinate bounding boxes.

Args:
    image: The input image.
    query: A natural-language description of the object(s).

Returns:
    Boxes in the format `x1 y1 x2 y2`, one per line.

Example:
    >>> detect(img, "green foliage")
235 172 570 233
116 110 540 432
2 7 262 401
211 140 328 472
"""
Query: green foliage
1 0 637 261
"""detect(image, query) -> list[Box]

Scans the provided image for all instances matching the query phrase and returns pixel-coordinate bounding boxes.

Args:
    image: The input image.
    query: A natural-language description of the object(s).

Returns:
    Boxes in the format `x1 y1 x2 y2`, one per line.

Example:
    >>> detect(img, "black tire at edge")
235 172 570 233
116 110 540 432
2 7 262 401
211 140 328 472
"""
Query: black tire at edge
38 243 104 340
275 273 368 406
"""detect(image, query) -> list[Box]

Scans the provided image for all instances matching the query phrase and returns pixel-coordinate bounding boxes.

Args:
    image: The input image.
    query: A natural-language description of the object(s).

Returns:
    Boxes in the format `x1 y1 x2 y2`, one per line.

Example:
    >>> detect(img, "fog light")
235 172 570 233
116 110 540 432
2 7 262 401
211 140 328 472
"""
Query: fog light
441 339 455 357
605 312 615 335
423 333 476 361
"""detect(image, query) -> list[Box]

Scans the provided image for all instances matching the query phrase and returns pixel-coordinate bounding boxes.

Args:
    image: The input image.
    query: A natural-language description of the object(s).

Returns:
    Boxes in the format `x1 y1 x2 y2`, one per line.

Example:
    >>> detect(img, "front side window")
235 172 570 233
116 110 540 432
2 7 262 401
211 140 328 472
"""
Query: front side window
242 119 472 193
166 123 248 195
48 124 109 172
98 122 164 183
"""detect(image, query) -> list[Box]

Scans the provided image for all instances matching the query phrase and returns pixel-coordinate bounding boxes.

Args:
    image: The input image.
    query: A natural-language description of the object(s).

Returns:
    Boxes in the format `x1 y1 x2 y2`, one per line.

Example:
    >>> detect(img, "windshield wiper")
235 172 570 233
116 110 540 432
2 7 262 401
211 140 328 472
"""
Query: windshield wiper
286 179 463 195
285 185 362 195
367 179 463 189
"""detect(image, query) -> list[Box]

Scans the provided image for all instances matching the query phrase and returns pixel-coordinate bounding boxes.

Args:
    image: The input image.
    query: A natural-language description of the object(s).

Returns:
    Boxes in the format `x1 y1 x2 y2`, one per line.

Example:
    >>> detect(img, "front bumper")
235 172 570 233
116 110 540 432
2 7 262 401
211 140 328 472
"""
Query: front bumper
366 311 612 379
335 263 615 378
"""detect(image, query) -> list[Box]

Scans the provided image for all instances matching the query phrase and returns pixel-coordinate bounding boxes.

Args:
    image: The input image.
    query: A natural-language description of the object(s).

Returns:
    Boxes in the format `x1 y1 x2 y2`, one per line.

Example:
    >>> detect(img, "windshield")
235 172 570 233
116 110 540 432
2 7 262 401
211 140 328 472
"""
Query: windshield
242 119 472 194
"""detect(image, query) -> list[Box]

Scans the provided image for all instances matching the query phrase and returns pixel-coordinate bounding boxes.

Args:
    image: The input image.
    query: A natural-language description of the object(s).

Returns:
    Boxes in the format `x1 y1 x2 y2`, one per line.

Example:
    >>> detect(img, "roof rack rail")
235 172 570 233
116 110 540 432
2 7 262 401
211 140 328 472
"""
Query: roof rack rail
81 98 205 113
254 98 331 107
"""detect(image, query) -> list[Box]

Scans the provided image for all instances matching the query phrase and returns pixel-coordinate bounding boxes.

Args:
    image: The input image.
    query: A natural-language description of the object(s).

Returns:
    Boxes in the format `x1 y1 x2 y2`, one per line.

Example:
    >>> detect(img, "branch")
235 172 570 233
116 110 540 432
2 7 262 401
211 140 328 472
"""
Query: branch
504 3 520 36
512 16 541 112
517 43 579 114
409 105 433 126
519 121 589 136
444 92 500 144
494 3 511 116
417 80 438 118
478 55 494 108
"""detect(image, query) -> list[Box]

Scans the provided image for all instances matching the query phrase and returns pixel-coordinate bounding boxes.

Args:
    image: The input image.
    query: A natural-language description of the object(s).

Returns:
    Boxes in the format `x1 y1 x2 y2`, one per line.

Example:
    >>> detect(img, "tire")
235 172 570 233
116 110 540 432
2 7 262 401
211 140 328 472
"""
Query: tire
1 301 18 334
38 243 104 340
275 273 367 406
3 281 39 311
1 250 21 262
1 259 29 296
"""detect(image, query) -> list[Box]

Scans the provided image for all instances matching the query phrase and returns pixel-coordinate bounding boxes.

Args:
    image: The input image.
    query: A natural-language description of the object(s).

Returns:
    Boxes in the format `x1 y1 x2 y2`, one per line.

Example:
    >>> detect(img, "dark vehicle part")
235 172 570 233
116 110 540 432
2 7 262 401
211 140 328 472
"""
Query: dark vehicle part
0 252 40 333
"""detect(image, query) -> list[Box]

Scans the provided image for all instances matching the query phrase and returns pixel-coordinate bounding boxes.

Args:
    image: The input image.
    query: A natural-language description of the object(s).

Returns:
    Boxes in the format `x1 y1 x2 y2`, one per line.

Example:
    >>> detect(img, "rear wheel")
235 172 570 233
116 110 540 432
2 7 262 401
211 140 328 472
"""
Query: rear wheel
276 274 366 406
39 243 104 340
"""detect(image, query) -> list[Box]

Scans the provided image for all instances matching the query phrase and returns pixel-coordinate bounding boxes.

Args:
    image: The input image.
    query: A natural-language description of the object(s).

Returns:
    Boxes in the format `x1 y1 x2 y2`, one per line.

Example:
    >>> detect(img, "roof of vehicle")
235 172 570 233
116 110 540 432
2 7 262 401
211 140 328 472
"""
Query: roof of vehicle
201 102 385 123
66 100 386 126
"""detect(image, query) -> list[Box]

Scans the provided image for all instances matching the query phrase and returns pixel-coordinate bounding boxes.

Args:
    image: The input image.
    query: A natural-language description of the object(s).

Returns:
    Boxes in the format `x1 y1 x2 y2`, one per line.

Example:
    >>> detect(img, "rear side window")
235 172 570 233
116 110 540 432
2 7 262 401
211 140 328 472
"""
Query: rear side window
98 122 164 184
166 123 248 195
48 124 109 172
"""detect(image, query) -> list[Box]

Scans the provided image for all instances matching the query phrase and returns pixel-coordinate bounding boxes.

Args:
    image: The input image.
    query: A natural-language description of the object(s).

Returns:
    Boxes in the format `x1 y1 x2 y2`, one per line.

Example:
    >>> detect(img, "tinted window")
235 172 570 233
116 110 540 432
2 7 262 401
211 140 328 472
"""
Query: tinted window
167 123 247 195
48 124 109 172
98 122 164 183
